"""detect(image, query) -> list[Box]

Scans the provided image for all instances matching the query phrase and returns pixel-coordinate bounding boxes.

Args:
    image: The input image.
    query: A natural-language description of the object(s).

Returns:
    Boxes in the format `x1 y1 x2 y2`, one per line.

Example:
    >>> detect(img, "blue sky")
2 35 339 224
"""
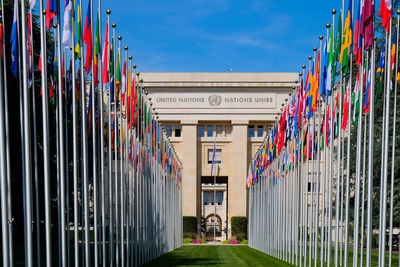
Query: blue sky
99 0 346 73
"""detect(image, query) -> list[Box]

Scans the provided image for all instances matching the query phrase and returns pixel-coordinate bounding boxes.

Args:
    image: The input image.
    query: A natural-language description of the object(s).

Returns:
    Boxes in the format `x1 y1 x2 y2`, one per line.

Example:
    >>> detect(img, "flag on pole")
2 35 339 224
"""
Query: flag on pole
83 0 92 74
102 22 109 86
352 68 361 125
62 0 73 47
390 27 397 79
340 0 353 75
379 0 392 32
362 0 374 49
121 59 126 105
75 4 81 59
29 0 37 9
27 13 33 88
326 26 334 97
364 54 372 113
10 0 18 77
210 138 216 176
94 12 100 86
376 39 386 105
46 0 57 30
341 80 350 131
354 0 363 65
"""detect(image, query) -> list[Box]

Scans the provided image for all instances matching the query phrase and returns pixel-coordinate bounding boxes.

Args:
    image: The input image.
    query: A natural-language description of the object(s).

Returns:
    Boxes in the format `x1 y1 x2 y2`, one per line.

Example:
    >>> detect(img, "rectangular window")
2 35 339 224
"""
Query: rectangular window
257 126 264 137
166 125 172 137
207 125 214 137
218 191 222 205
225 125 231 137
208 149 222 164
175 125 181 137
211 192 215 205
198 125 205 137
204 191 209 205
248 125 255 137
216 125 223 137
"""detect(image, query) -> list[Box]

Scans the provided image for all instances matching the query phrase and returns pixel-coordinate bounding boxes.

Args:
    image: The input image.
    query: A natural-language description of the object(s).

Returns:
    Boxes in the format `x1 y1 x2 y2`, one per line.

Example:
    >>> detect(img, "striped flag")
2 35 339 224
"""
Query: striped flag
379 0 392 32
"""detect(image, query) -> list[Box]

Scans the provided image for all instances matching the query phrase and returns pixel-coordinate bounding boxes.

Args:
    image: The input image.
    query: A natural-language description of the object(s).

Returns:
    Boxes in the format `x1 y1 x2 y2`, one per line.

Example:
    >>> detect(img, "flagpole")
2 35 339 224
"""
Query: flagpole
388 11 399 267
38 3 52 266
78 0 90 264
365 35 376 267
55 4 67 263
98 2 106 266
213 135 217 244
0 2 9 265
380 15 392 267
327 9 335 267
20 0 34 264
352 37 364 267
27 6 41 266
114 30 120 267
1 0 13 263
106 10 113 265
89 0 99 264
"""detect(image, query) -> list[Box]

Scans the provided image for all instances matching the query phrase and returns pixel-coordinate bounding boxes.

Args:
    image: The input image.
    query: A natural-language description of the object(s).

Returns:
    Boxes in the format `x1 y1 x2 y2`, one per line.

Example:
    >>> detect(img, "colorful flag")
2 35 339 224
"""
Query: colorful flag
29 0 37 9
94 12 100 87
340 0 353 75
83 0 92 74
379 0 392 32
376 39 386 105
364 54 372 113
352 68 361 125
46 0 57 30
121 59 126 105
390 27 397 79
62 0 73 47
75 4 81 59
326 26 334 98
10 0 18 77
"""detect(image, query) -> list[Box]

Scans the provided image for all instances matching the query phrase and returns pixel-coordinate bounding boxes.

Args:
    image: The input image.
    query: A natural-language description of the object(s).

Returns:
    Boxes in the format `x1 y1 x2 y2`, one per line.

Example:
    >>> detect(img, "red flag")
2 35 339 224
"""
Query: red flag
362 0 375 49
379 0 392 32
102 23 109 84
46 0 57 30
83 0 92 74
341 82 350 131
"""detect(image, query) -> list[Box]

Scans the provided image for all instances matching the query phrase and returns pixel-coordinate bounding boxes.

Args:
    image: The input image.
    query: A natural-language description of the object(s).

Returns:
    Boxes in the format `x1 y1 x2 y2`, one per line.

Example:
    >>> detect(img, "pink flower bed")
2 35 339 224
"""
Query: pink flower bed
228 240 239 244
192 239 202 244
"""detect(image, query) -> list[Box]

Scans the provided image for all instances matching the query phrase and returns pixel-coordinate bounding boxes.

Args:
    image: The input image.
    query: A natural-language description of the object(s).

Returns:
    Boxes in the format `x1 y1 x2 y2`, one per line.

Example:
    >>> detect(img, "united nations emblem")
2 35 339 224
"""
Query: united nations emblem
208 95 222 106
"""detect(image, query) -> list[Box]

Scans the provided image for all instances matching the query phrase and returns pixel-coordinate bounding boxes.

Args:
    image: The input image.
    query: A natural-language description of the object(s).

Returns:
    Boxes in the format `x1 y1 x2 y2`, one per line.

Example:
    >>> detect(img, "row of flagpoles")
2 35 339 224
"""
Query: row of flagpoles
248 0 400 266
0 0 183 266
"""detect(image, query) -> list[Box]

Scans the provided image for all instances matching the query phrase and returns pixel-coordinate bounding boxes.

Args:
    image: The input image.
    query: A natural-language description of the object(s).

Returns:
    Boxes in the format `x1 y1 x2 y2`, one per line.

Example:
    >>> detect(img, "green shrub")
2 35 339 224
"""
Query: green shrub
222 239 230 244
183 238 192 244
198 238 208 244
231 216 247 238
240 239 248 244
183 216 197 233
234 233 246 242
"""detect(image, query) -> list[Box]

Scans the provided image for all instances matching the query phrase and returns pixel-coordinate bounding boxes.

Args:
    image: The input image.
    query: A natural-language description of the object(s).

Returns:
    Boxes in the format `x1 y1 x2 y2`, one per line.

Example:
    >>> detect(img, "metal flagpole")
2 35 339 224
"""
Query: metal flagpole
0 0 13 263
0 2 9 265
366 35 376 267
89 0 98 264
55 3 67 263
352 38 365 267
213 135 217 243
106 10 113 266
114 31 120 267
98 3 106 265
380 16 392 267
38 2 52 266
20 0 33 264
388 11 400 267
78 0 90 264
28 6 40 266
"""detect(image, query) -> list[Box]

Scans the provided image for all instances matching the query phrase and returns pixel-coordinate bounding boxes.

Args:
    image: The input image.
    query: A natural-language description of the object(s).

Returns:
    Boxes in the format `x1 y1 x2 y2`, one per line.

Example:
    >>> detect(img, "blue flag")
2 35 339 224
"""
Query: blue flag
210 139 216 176
10 0 18 77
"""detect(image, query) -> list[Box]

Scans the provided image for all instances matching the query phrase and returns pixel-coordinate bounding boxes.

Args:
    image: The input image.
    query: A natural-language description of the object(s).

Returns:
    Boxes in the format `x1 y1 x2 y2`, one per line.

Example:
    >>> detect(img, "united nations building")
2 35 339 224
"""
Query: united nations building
142 72 297 241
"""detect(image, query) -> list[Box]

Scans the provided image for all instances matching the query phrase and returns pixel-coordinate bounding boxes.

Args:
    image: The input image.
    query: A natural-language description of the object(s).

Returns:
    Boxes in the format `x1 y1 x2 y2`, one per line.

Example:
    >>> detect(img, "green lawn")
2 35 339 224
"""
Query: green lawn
143 245 293 267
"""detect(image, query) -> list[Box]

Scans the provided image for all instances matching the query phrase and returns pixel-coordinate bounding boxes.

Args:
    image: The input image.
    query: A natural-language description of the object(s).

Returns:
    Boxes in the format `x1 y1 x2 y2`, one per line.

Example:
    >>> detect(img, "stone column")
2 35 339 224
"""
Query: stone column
181 120 199 233
228 120 249 238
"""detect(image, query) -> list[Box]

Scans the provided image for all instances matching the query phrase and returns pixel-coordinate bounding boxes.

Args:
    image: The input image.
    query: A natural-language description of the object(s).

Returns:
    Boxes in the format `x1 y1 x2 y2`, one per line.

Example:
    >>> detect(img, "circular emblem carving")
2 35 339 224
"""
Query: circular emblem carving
208 95 222 106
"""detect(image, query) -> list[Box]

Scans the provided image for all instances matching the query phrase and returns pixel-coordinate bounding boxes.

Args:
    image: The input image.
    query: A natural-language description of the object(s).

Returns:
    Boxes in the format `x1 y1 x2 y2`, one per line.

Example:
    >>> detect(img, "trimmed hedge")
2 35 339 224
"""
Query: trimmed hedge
183 216 197 233
231 216 247 238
